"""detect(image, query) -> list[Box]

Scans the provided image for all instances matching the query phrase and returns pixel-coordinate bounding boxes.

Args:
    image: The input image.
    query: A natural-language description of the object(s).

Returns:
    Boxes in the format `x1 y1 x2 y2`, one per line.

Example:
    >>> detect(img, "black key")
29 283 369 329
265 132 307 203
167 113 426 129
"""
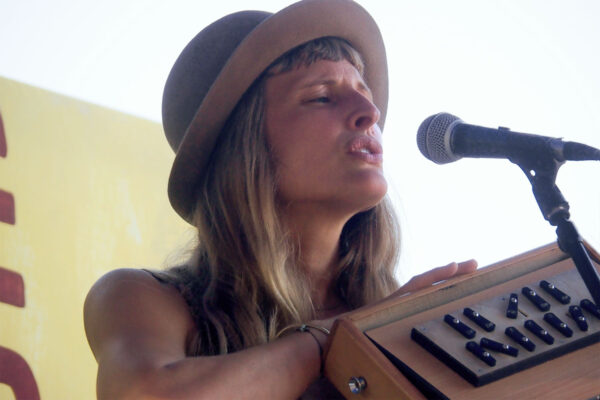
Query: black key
539 280 571 304
444 314 476 339
506 293 519 319
580 299 600 319
480 337 519 357
524 320 554 345
463 307 495 332
568 305 588 331
521 287 551 311
505 326 536 351
543 312 573 337
466 341 496 367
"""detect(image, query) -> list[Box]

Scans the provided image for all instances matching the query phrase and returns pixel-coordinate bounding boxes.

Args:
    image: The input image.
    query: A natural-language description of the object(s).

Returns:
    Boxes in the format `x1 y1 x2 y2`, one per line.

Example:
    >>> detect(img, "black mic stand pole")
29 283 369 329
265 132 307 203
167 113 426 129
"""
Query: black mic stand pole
515 153 600 306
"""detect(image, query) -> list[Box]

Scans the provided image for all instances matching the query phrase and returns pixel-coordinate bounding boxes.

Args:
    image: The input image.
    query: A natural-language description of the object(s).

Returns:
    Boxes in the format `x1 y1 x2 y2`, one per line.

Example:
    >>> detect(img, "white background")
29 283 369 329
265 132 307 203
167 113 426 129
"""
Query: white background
1 0 598 282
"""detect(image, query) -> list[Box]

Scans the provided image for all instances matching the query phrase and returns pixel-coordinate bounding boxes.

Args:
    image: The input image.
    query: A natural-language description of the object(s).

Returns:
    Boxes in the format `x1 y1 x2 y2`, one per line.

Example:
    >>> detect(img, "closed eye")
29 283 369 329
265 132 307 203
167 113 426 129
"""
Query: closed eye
310 96 331 103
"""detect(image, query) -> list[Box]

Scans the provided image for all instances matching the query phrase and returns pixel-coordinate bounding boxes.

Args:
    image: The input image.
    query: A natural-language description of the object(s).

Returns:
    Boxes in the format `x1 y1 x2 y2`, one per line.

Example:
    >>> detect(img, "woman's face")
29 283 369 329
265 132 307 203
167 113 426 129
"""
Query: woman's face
264 59 387 217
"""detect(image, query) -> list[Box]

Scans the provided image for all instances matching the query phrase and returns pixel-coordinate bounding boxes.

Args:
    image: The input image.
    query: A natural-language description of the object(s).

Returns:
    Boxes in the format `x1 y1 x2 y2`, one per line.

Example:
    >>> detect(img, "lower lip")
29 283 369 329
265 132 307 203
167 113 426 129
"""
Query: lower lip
348 151 383 165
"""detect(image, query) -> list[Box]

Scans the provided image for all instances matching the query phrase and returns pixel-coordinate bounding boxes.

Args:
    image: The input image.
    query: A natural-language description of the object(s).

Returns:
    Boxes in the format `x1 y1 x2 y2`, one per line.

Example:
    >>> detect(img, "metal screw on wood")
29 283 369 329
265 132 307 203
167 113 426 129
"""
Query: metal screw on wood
348 376 367 394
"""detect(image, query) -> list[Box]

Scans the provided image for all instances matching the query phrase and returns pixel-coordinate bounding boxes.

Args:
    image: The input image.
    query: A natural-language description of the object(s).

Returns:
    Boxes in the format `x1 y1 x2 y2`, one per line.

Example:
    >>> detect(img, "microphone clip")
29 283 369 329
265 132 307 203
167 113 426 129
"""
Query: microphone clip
512 151 569 225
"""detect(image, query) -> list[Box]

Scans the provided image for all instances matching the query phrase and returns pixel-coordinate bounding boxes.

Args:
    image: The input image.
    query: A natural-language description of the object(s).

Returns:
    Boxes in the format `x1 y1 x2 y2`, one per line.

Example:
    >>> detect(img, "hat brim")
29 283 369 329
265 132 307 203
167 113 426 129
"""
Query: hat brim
168 0 388 223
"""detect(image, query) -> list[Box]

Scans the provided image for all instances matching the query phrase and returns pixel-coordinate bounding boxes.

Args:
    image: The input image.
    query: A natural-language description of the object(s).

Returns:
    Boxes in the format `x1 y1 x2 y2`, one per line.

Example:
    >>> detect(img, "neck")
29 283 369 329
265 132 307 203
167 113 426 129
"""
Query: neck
281 202 352 310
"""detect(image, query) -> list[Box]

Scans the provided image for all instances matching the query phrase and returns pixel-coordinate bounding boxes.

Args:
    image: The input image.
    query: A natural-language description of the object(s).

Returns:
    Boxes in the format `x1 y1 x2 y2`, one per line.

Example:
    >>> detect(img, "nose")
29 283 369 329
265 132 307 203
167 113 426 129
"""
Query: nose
346 92 381 132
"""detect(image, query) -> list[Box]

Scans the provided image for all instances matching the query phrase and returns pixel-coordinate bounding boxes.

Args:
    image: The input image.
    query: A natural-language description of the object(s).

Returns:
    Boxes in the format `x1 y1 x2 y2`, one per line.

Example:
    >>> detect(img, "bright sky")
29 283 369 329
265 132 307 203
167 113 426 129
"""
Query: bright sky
1 0 599 281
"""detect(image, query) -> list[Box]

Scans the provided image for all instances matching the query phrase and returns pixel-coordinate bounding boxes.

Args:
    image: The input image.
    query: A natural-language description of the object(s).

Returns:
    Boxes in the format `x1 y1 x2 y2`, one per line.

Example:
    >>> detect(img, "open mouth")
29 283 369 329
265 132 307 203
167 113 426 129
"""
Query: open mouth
348 135 383 163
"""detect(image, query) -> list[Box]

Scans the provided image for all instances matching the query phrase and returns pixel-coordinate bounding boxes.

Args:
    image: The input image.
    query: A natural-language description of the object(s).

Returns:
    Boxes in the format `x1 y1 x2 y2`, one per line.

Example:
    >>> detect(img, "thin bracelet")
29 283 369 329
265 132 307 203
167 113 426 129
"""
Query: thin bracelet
277 323 331 338
297 326 325 376
298 323 330 336
301 328 323 357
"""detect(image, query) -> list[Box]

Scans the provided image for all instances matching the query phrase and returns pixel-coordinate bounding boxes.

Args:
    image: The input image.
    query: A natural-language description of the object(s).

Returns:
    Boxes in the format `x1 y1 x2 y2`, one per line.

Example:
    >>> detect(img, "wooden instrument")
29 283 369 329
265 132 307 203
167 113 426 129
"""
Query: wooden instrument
324 242 600 399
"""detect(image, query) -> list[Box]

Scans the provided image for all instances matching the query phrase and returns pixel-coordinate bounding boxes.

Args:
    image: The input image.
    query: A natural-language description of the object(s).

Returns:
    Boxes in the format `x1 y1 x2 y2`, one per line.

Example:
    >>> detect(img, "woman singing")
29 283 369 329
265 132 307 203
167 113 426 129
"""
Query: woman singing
84 1 476 398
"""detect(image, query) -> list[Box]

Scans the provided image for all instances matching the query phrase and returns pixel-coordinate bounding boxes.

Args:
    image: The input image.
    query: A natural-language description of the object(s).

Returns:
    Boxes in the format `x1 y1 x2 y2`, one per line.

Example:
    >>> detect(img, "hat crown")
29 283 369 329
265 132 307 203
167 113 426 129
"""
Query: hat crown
162 11 271 152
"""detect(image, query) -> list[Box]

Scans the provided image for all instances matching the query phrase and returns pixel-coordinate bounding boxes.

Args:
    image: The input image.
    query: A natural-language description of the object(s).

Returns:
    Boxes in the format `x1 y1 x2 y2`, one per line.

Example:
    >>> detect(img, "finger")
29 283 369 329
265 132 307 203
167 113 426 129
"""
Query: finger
456 259 478 274
402 262 458 292
400 259 478 295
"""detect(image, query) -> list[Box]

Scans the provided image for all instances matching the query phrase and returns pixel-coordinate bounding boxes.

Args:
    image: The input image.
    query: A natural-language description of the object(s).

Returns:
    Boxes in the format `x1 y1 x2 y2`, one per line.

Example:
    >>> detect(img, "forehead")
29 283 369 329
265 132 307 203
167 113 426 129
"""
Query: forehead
265 59 369 95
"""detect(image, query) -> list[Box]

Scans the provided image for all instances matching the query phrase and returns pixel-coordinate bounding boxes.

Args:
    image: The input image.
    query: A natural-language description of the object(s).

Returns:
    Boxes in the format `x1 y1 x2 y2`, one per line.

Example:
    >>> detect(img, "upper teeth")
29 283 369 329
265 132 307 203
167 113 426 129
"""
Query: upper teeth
359 148 371 153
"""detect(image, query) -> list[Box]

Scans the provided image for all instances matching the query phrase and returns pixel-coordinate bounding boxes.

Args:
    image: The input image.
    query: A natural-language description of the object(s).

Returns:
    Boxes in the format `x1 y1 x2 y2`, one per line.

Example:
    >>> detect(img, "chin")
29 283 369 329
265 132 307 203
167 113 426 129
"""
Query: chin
352 176 388 212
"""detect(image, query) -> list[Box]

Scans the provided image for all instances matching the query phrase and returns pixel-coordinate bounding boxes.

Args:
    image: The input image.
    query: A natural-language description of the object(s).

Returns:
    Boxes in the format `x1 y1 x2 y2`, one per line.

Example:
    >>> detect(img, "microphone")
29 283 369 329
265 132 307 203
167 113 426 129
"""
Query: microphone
417 112 600 165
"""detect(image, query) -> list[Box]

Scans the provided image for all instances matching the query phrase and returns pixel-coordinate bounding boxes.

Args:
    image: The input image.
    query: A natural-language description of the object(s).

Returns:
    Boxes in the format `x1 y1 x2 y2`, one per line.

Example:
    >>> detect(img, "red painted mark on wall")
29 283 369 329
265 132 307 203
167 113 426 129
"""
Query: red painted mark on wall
0 189 15 225
0 266 24 307
0 111 6 157
0 111 15 225
0 110 40 399
0 346 40 400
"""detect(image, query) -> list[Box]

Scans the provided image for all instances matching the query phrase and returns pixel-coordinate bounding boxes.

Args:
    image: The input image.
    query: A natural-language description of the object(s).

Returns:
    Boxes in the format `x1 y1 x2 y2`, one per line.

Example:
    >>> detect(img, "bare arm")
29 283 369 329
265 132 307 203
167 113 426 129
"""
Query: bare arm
84 269 322 399
83 260 476 399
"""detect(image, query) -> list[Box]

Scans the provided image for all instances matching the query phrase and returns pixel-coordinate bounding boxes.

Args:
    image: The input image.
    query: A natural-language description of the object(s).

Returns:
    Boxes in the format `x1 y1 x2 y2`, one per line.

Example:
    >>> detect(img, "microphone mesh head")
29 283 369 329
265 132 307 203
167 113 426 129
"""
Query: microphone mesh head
417 112 462 164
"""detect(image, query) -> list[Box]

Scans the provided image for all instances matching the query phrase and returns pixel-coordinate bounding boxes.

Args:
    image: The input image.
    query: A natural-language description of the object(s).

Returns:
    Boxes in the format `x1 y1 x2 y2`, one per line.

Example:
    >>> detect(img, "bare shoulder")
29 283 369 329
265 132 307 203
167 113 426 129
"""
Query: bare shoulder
84 268 181 309
84 268 194 363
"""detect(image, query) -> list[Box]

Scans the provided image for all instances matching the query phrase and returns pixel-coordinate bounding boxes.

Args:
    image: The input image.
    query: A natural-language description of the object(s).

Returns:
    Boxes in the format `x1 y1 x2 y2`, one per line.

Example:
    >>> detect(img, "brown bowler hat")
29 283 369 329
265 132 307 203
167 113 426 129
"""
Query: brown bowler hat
162 0 388 223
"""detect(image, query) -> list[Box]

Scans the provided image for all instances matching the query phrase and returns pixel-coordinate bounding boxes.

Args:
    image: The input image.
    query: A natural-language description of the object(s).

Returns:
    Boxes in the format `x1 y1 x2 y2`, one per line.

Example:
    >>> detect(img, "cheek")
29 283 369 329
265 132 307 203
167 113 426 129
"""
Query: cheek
266 118 324 168
264 108 293 160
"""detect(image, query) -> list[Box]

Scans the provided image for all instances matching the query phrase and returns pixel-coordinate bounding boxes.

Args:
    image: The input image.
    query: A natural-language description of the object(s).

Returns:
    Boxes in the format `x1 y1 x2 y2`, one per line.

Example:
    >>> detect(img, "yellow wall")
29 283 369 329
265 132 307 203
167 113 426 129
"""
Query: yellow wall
0 77 191 399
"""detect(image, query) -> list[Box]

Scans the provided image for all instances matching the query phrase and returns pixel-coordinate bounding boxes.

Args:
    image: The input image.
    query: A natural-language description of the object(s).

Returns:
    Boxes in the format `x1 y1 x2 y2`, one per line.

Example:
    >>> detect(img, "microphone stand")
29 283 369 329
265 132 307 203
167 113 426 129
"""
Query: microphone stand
514 151 600 306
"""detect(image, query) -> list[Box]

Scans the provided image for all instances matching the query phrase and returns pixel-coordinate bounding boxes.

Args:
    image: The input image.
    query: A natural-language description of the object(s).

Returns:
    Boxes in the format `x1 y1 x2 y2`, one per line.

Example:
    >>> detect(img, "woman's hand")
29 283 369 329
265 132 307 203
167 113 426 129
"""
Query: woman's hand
394 259 478 297
312 260 478 329
307 260 477 377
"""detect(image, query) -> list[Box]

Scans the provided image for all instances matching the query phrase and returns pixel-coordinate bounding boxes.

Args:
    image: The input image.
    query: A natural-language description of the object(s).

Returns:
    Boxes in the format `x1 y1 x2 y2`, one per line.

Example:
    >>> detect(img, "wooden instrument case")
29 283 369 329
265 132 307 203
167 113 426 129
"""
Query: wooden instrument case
324 242 600 399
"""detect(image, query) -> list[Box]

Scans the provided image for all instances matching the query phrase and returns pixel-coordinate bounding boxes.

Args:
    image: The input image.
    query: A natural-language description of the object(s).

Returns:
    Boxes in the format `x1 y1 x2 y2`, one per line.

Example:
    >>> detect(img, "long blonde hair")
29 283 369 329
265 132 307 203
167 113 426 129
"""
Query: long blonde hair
161 37 400 356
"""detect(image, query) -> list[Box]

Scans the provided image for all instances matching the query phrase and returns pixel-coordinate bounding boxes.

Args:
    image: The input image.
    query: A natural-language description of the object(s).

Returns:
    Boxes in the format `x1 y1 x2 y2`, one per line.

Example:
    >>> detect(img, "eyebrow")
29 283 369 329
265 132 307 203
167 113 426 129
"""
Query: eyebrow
298 78 373 99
